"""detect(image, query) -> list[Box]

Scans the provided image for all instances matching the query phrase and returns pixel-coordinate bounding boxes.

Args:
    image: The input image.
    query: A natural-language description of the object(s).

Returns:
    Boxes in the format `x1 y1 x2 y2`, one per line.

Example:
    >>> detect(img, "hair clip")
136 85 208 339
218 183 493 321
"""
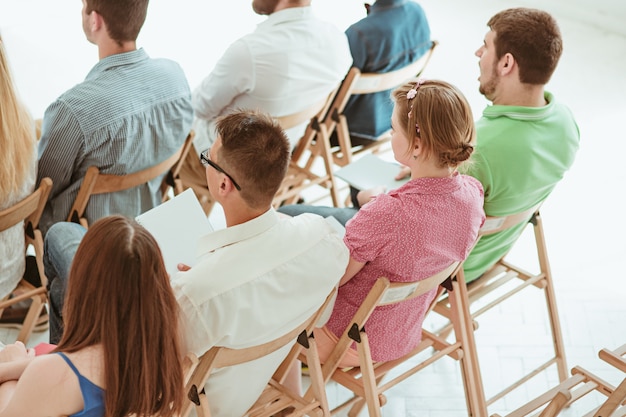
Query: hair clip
406 78 426 101
407 78 426 136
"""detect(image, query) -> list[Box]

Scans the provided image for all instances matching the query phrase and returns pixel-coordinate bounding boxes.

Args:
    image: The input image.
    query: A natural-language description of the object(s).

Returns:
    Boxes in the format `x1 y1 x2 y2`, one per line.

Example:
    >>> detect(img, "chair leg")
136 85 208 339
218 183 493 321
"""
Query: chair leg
16 296 44 343
355 332 382 417
449 275 488 417
534 216 568 382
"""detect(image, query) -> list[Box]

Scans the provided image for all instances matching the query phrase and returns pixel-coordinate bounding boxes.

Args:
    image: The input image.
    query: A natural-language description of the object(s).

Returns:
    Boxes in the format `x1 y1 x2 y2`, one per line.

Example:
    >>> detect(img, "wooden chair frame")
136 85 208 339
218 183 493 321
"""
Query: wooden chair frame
302 262 489 417
433 204 568 410
332 40 439 167
272 90 341 208
181 290 336 417
491 344 626 417
0 177 52 343
67 131 194 227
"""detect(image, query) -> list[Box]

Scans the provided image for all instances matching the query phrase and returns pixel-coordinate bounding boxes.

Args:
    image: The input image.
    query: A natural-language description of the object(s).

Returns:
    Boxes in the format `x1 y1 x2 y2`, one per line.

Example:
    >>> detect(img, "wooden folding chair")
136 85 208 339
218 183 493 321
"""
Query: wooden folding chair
0 177 52 343
181 290 336 417
303 262 489 417
433 203 568 410
272 89 341 207
491 344 626 417
160 130 195 202
67 131 194 227
332 40 439 167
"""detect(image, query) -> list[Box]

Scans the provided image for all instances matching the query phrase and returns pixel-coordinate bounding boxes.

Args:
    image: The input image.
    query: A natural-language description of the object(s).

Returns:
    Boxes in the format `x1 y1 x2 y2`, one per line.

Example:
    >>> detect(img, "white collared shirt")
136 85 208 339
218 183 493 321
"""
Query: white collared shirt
191 6 352 153
171 209 349 417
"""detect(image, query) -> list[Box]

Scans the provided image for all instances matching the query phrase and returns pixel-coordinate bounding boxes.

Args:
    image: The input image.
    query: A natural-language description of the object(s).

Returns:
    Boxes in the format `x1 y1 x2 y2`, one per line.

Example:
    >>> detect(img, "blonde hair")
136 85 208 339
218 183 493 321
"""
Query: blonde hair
392 79 475 168
0 37 35 198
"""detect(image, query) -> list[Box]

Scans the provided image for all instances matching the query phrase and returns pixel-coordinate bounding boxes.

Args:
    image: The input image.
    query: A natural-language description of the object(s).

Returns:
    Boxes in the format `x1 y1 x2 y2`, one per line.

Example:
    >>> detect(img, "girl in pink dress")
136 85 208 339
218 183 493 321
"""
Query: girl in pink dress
317 79 485 365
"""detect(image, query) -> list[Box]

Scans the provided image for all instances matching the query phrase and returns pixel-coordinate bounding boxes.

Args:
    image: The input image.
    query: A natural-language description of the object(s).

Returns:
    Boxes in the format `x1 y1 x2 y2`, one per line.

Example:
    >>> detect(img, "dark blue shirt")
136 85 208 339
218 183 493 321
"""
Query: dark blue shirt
344 0 431 139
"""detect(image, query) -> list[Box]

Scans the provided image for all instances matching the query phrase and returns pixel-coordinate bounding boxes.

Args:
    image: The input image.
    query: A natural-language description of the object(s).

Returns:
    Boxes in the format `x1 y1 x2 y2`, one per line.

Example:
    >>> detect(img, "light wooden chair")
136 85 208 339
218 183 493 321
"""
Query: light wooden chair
491 344 626 417
67 132 194 227
332 40 439 167
302 262 489 417
433 203 568 410
181 290 336 417
0 177 52 343
272 89 341 207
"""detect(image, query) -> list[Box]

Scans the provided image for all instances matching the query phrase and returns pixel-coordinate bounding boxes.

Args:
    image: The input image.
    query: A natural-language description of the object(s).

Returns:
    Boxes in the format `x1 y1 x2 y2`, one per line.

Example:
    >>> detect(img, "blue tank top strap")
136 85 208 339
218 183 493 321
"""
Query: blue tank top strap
55 352 106 417
56 352 81 374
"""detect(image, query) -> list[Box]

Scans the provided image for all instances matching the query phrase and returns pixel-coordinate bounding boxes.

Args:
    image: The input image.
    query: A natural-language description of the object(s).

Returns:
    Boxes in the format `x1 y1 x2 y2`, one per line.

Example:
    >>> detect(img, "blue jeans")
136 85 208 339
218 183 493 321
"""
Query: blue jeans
44 222 86 344
277 205 358 227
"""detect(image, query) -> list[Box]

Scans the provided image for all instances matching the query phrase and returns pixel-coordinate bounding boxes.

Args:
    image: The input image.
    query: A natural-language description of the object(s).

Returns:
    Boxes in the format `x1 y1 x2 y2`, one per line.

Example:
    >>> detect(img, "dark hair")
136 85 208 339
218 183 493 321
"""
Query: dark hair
216 110 291 209
488 8 563 85
56 215 183 417
392 79 475 168
85 0 148 43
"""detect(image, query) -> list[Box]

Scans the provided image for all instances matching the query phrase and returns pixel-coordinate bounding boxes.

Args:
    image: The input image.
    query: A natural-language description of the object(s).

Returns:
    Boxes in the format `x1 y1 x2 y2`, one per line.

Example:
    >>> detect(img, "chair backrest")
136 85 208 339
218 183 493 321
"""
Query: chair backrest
0 177 53 343
0 178 52 235
321 261 460 377
161 130 195 200
479 202 543 236
68 134 192 226
275 97 331 131
272 88 342 207
350 40 439 95
182 289 337 417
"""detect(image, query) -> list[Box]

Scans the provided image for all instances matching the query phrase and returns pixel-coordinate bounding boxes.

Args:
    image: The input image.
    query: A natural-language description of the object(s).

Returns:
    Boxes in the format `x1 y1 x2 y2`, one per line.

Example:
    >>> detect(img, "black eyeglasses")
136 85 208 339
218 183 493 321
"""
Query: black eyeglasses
200 149 242 191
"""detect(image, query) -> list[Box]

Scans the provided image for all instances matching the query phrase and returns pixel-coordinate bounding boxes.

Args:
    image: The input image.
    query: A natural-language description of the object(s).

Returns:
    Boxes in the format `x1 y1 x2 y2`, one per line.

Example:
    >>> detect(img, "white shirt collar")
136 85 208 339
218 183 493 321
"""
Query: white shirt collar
257 6 312 31
196 208 278 257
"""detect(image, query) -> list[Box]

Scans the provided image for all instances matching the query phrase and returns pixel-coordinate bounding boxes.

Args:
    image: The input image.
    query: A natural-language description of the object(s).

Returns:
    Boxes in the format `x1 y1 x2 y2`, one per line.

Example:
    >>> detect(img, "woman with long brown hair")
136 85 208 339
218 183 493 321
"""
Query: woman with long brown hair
0 215 185 417
0 35 37 299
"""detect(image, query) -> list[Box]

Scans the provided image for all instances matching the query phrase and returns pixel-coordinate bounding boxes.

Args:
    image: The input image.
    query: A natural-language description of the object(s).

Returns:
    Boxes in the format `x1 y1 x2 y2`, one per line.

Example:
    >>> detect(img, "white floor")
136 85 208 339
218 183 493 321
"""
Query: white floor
2 1 626 416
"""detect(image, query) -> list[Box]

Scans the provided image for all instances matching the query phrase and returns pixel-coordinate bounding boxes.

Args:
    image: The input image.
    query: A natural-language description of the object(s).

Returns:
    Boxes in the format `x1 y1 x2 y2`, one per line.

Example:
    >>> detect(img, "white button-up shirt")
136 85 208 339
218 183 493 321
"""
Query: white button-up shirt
171 209 349 417
191 6 352 152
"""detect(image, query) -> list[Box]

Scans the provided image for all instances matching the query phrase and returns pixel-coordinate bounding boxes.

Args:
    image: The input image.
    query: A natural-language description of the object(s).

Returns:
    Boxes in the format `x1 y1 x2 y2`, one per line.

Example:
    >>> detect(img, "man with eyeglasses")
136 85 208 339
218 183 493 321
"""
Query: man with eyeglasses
167 110 348 417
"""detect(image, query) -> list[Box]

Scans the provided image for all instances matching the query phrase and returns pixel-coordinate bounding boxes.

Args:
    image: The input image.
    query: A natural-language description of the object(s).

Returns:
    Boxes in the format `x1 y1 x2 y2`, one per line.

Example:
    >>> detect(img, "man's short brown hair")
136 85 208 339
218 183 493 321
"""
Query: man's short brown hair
488 8 563 85
216 110 290 209
86 0 148 43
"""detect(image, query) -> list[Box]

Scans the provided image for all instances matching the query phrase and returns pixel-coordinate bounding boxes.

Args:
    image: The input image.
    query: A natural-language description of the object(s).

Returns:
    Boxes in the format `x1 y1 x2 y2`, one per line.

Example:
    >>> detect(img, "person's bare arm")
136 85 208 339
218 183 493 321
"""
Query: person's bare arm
339 257 366 287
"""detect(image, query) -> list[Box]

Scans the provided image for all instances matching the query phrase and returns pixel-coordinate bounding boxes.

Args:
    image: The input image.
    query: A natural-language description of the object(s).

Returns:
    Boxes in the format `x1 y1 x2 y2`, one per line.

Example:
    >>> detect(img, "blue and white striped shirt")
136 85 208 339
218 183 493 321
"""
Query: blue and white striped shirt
37 48 193 234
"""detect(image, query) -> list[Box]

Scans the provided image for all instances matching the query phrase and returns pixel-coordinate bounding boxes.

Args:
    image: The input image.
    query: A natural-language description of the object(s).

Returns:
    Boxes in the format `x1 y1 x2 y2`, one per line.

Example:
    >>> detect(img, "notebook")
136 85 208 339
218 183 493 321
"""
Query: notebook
334 154 409 191
136 189 213 276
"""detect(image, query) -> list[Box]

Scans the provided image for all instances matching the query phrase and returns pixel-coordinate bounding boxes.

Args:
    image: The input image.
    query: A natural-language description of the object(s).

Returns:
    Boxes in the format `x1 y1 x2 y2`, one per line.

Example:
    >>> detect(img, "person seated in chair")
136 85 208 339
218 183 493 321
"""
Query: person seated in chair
0 34 42 329
179 0 352 213
281 79 485 372
457 7 579 282
36 0 193 235
338 0 432 148
0 216 184 417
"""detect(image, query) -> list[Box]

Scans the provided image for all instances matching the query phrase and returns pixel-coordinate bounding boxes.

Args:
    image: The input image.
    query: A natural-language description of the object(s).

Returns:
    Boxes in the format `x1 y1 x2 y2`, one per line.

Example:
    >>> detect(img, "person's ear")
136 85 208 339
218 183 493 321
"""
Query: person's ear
499 53 515 76
89 10 105 33
412 137 423 159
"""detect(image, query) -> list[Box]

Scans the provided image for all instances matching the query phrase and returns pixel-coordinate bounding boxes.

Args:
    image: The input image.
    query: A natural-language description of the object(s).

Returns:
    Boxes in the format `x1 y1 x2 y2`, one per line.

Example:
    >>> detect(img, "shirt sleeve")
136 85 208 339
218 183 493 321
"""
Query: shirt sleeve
343 196 395 264
460 149 493 202
171 277 217 357
192 39 255 121
36 100 85 199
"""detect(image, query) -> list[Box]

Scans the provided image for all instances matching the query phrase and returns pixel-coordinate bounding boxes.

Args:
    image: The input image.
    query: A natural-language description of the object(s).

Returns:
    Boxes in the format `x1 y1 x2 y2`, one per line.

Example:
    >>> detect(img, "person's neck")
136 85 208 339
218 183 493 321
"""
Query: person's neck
98 40 137 60
223 202 270 227
273 0 310 13
410 158 454 180
492 83 546 107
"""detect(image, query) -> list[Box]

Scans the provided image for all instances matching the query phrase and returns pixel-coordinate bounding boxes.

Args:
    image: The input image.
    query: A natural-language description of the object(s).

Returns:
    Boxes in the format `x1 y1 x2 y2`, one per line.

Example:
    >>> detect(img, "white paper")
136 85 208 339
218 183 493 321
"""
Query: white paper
334 154 409 191
136 189 213 277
